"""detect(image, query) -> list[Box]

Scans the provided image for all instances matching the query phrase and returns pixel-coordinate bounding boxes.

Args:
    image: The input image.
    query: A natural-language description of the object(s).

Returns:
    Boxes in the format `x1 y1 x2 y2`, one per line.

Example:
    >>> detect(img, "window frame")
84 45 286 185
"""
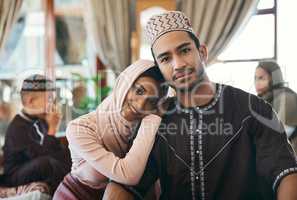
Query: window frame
218 0 277 63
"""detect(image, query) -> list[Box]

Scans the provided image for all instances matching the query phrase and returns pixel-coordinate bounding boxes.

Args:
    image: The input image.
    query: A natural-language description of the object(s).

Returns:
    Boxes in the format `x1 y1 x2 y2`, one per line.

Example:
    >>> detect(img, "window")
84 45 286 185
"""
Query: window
218 0 276 62
209 0 297 94
55 0 87 66
257 0 274 9
218 14 275 61
207 0 281 94
0 0 45 76
139 7 167 60
134 0 176 61
278 1 297 92
0 0 91 132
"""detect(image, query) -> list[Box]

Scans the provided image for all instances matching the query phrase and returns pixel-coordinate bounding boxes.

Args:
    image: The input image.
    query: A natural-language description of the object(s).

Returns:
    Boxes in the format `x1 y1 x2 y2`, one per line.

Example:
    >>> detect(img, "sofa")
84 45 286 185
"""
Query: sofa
0 151 51 199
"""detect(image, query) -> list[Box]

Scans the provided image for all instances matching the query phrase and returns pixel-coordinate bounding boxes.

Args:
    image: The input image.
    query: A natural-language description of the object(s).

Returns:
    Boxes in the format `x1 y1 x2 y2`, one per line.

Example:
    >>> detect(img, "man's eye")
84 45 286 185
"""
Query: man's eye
181 48 191 54
160 57 169 63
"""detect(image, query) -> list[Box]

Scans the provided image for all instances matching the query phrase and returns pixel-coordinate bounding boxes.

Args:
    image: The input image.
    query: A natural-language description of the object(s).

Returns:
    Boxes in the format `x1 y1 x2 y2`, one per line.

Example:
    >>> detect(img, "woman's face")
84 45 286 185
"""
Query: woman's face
255 67 271 96
122 76 161 121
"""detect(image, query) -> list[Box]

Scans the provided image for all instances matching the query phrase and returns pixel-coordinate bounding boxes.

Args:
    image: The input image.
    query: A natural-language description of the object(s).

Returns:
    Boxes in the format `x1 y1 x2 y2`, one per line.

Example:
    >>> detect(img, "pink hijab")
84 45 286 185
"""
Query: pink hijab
95 59 157 158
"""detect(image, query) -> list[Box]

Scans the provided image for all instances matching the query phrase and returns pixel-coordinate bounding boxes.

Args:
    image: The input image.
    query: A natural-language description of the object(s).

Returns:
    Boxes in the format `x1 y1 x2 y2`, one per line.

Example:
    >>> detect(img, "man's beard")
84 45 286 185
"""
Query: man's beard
173 67 206 94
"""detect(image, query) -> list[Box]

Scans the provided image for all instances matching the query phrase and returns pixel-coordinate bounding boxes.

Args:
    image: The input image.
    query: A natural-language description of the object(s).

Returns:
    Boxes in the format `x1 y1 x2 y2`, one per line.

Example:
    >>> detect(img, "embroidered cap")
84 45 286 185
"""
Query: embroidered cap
145 11 196 46
21 74 56 92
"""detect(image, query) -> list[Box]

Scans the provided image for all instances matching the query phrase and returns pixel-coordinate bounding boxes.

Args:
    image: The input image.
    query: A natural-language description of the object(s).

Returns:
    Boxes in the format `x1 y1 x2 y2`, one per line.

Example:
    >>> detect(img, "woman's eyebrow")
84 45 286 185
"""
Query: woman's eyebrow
134 83 146 92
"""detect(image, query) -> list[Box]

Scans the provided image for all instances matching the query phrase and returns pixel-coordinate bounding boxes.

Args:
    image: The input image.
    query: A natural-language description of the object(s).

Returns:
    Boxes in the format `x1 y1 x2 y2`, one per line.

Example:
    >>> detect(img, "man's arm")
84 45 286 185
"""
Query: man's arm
103 154 159 200
129 153 159 199
277 173 297 200
251 96 297 197
103 182 134 200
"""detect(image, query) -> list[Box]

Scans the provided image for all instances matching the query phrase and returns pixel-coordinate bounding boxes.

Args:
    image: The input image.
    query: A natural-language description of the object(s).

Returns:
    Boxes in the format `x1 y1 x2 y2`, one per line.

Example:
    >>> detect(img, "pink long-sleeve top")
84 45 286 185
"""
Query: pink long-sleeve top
66 60 162 189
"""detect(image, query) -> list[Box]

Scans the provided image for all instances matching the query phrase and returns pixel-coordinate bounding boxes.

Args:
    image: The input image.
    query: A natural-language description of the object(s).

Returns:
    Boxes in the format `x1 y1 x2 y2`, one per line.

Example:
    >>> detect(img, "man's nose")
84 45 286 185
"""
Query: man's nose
172 55 186 71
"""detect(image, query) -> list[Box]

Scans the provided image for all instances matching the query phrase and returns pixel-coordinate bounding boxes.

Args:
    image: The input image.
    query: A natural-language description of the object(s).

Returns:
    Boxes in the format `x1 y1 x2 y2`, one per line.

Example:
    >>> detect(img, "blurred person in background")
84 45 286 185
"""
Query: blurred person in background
2 74 71 194
255 61 297 153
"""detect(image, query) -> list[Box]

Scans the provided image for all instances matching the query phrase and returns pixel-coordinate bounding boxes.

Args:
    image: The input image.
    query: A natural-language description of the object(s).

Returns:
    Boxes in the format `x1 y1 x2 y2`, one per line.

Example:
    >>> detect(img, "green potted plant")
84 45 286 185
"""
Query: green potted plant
71 72 111 112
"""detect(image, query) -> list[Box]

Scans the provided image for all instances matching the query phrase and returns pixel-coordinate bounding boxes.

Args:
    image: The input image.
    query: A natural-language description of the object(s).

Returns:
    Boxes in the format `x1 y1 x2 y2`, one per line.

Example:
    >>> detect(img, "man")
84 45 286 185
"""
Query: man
105 11 297 200
2 74 71 194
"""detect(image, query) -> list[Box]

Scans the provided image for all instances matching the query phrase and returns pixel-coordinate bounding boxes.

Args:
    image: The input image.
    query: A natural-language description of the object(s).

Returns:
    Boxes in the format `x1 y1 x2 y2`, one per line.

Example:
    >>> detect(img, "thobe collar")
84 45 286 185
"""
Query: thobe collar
19 110 40 122
19 110 47 145
175 83 223 113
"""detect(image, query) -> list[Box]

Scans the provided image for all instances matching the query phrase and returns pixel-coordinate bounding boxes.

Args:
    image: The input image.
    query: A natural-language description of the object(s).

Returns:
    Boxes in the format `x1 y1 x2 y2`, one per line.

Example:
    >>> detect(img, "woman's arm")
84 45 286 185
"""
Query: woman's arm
66 114 161 185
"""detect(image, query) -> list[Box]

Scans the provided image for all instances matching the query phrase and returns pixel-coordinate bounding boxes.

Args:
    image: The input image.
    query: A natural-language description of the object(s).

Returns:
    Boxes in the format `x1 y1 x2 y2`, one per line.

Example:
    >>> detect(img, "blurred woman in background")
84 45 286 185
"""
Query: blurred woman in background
255 61 297 152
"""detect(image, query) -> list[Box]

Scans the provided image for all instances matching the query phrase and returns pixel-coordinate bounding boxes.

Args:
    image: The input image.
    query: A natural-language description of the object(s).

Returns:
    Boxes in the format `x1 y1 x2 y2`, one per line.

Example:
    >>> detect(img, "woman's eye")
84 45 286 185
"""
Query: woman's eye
135 87 145 95
258 77 265 81
147 97 159 106
255 76 263 81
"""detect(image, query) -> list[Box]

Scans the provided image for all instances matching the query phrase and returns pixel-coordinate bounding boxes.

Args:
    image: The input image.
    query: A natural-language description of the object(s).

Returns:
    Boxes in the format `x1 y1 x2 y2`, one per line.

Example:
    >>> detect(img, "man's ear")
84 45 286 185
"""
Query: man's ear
26 95 35 106
198 45 208 63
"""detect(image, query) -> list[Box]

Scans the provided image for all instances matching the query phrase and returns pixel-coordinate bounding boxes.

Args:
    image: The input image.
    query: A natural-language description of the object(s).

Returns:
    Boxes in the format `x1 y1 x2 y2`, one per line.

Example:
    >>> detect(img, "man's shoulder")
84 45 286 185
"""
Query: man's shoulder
221 84 253 99
4 114 34 138
223 84 274 120
221 84 266 106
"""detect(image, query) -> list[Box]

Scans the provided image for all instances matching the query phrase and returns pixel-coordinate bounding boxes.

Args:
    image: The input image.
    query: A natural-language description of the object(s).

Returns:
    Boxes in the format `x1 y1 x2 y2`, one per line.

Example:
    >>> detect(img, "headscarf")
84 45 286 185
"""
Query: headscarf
257 61 285 91
95 59 162 157
257 61 297 127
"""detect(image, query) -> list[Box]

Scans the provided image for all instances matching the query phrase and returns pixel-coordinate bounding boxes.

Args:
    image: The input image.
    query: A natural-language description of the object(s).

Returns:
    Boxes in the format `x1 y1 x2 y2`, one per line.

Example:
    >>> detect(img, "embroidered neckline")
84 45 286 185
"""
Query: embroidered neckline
196 83 222 112
177 83 223 113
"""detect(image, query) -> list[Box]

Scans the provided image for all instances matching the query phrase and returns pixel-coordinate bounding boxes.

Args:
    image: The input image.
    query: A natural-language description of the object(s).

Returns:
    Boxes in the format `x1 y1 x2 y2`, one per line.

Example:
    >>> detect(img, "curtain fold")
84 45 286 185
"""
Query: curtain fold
0 0 23 52
178 0 259 64
84 0 131 74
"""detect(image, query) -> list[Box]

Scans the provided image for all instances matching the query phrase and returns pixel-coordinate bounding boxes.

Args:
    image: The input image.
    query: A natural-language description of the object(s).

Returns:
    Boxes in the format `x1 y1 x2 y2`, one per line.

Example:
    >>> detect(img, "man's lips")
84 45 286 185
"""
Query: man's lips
173 70 194 81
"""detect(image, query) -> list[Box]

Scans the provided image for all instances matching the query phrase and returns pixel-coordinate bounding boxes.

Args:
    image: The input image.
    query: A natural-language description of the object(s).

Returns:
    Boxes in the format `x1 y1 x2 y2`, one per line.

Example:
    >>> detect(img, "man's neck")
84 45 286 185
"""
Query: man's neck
177 80 216 108
22 108 45 120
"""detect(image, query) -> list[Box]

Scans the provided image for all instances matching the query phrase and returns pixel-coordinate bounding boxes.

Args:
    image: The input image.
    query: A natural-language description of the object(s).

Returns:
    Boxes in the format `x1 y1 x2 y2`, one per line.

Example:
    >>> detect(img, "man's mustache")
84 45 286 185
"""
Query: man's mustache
172 69 194 81
172 68 205 81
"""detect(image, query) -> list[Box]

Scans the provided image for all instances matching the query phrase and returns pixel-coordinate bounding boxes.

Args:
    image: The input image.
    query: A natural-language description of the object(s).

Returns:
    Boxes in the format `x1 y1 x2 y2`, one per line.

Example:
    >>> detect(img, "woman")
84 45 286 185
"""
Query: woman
53 59 167 199
255 61 297 151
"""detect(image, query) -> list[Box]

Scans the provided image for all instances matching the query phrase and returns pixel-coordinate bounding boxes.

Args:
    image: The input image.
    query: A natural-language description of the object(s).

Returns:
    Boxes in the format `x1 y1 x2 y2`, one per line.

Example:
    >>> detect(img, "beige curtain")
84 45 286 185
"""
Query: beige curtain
178 0 259 64
0 0 23 51
84 0 131 74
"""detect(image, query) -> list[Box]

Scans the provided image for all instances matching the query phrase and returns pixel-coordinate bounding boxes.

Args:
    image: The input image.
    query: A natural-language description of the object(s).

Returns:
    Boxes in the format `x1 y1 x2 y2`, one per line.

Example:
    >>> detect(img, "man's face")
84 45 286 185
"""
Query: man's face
31 91 56 114
152 31 207 91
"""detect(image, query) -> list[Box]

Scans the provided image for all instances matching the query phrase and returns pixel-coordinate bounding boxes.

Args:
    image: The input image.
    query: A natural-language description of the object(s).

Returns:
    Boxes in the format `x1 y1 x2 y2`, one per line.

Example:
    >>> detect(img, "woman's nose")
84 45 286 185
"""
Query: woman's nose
136 98 147 112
